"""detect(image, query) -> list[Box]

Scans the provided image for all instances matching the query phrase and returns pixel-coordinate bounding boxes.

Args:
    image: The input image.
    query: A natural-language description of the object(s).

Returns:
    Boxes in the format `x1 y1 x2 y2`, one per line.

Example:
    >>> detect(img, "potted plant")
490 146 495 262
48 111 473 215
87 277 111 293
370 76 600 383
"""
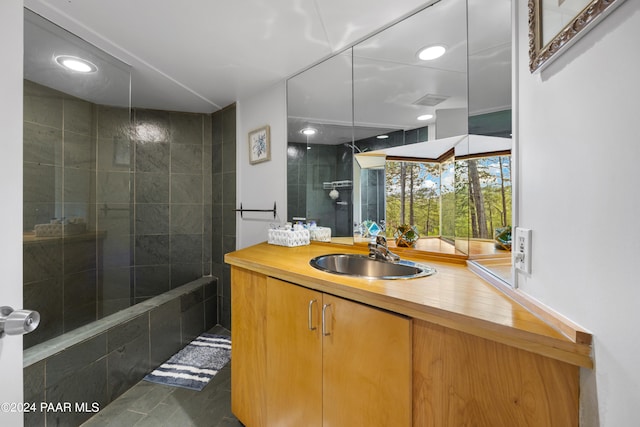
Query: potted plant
394 224 420 247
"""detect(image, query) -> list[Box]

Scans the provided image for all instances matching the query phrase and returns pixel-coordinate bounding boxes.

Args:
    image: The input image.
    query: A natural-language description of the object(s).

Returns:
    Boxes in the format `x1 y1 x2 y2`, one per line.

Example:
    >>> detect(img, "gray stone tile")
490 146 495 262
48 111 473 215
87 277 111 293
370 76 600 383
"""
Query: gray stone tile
222 143 236 175
107 333 151 401
23 239 63 283
216 417 244 427
24 162 60 204
171 263 202 289
162 406 199 427
114 380 174 414
212 144 223 174
127 380 176 414
180 287 204 312
212 111 223 145
99 267 132 303
98 203 132 235
212 173 223 204
171 234 202 264
135 235 170 266
46 357 109 427
63 269 98 331
81 408 146 427
149 300 182 367
136 203 170 235
205 297 218 331
133 403 179 427
97 171 133 204
107 314 148 352
134 265 171 298
98 135 132 172
136 140 170 173
64 238 97 274
97 105 130 140
181 301 204 345
171 174 203 204
135 172 170 203
221 172 235 205
23 278 64 348
101 234 133 269
46 333 107 386
171 143 203 174
24 80 64 128
64 97 94 136
23 361 46 427
170 111 203 145
203 144 213 176
135 110 171 143
203 278 217 300
171 204 203 235
203 115 212 147
24 122 62 166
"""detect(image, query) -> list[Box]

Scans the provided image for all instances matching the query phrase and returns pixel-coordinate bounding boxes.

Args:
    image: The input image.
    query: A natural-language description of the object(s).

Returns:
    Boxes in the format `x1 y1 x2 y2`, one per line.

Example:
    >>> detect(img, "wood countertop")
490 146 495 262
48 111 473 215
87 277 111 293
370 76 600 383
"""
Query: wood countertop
225 241 592 368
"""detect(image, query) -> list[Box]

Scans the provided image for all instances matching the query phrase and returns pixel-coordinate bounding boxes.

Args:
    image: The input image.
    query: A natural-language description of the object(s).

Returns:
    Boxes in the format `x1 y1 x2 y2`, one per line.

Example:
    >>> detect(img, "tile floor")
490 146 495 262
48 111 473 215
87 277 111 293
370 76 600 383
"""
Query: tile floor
81 326 242 427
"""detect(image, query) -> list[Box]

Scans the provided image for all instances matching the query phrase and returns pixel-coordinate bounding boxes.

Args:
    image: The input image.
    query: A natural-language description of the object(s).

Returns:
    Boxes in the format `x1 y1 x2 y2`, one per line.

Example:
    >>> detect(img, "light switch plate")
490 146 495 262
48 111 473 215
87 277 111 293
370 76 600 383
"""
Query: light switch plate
514 227 532 274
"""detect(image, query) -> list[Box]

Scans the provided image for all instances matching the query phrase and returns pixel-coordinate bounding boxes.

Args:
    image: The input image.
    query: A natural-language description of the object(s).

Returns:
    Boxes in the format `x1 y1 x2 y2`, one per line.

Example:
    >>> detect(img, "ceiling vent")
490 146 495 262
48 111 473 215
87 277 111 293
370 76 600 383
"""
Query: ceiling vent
413 93 449 107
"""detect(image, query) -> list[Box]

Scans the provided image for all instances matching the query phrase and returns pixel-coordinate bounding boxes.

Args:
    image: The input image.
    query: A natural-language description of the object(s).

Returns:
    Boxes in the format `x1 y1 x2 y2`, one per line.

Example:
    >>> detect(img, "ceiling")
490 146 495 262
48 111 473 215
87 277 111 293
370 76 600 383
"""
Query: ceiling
285 0 511 144
23 0 439 113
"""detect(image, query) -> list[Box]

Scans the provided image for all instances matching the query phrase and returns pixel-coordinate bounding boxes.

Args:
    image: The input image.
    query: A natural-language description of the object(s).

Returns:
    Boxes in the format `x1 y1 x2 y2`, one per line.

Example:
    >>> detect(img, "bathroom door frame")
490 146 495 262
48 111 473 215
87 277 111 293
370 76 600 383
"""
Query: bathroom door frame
0 2 26 426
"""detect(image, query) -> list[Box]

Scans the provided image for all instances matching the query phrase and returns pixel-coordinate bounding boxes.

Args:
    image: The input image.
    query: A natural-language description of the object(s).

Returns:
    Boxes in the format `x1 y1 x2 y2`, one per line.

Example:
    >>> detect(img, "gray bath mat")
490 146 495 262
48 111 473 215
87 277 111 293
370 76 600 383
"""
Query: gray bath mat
143 333 231 391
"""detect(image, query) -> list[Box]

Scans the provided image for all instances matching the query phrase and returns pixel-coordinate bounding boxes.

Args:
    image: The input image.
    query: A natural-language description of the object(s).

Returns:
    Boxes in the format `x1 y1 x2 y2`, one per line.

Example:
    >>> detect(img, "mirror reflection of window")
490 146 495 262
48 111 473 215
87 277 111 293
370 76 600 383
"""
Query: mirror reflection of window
385 160 441 243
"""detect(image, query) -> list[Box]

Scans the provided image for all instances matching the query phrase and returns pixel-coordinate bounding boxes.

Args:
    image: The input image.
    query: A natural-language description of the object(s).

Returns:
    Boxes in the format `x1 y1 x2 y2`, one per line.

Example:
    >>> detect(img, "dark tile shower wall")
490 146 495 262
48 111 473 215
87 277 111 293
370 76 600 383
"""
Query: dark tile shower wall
293 143 353 236
132 108 213 301
23 80 215 348
211 104 236 330
287 142 307 221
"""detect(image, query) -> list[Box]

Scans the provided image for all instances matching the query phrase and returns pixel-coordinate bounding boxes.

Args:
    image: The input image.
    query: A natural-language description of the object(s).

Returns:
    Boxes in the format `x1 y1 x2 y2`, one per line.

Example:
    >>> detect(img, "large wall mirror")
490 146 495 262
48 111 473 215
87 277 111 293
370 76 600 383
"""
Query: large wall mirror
287 50 354 241
287 0 512 284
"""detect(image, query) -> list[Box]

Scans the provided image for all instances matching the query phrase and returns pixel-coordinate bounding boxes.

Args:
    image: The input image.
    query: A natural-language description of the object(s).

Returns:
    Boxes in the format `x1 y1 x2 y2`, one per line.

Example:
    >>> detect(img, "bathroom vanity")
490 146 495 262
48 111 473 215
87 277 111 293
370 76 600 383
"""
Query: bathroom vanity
225 242 591 426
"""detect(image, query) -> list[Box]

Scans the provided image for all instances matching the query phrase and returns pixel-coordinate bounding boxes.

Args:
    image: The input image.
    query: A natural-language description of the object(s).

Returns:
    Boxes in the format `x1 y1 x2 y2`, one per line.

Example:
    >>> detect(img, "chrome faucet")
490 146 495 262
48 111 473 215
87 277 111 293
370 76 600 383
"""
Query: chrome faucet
368 235 400 262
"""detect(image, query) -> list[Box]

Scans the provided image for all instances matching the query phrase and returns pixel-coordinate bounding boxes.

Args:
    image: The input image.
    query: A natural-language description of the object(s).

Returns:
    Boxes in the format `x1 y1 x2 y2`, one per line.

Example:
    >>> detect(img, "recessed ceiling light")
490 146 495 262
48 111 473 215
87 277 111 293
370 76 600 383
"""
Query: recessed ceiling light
300 127 317 136
376 135 389 139
417 114 434 121
55 55 98 73
417 45 446 61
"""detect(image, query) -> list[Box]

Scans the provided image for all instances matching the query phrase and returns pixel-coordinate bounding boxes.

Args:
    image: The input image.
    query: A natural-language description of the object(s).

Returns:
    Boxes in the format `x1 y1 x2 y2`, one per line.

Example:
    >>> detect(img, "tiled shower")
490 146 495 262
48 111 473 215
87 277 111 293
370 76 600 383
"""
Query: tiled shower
287 142 353 236
23 80 215 348
22 81 237 426
21 10 237 425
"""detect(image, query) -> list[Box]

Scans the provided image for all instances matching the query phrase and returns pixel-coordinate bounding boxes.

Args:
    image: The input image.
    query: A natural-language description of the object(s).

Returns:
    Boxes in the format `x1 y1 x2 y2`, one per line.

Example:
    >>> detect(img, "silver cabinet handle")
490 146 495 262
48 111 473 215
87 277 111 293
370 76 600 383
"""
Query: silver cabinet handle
308 299 317 331
0 306 40 337
322 303 331 336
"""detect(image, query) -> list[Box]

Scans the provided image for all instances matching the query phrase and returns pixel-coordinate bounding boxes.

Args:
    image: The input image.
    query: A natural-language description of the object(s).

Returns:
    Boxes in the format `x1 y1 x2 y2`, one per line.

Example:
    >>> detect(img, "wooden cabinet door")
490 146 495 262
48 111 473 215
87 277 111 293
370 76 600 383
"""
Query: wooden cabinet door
322 294 412 427
230 267 268 427
266 277 323 426
413 319 579 427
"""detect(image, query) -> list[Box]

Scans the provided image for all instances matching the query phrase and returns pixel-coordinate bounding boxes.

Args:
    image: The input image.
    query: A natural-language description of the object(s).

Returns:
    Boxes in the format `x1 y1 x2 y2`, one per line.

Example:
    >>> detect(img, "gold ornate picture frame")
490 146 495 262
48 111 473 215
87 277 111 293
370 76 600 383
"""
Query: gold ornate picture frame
529 0 627 73
248 125 271 165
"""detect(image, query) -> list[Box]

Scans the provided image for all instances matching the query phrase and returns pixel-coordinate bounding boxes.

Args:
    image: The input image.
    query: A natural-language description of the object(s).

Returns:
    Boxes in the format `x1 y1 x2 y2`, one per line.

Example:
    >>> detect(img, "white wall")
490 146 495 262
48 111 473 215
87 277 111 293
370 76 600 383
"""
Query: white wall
0 1 25 425
515 1 640 426
236 82 288 249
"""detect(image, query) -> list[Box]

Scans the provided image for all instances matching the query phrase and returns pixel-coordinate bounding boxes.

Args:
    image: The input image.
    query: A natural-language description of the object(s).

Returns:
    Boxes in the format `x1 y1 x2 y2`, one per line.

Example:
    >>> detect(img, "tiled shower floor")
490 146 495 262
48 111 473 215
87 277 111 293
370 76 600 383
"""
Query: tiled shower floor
81 326 242 427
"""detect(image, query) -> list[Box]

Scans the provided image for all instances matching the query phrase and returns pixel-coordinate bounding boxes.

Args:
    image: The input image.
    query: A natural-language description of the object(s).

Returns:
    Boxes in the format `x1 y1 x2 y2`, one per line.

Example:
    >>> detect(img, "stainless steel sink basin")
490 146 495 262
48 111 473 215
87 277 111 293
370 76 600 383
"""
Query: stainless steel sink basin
309 254 436 280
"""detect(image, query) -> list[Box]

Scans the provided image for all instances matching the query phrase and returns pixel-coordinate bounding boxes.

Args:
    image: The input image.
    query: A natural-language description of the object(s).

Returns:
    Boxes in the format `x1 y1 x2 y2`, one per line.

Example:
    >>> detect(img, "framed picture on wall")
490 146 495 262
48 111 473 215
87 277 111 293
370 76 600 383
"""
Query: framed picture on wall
529 0 627 73
248 125 271 164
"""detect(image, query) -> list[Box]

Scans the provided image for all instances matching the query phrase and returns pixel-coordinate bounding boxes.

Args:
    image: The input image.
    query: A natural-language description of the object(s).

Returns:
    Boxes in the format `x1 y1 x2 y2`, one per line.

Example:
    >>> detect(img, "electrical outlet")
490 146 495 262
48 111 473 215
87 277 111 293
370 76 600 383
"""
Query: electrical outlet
514 227 532 274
